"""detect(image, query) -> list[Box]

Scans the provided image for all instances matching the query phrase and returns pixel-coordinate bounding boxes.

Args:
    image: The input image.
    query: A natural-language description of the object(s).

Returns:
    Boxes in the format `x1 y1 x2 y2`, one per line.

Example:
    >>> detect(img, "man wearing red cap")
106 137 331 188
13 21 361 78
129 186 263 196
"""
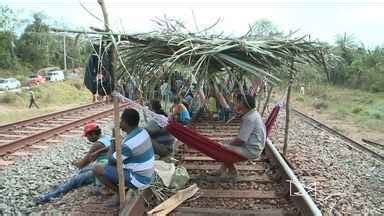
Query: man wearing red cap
35 122 112 204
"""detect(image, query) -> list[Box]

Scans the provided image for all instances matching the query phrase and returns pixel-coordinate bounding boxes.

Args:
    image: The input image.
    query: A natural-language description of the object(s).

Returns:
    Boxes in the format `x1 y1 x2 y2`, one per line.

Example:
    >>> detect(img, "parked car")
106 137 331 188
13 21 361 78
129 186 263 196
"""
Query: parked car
0 78 21 90
46 70 65 81
38 67 65 82
27 75 46 86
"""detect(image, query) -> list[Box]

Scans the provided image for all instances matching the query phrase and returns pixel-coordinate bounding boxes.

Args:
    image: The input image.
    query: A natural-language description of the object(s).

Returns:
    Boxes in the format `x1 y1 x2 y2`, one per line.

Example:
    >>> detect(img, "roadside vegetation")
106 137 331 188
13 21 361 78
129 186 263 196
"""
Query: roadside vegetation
0 79 90 124
292 84 384 132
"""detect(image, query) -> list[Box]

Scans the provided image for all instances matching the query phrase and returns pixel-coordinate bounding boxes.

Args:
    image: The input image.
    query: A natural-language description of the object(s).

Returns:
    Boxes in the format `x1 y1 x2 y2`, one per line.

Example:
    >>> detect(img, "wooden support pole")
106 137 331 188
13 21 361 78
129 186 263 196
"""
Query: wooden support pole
283 62 294 156
261 86 273 117
97 0 125 207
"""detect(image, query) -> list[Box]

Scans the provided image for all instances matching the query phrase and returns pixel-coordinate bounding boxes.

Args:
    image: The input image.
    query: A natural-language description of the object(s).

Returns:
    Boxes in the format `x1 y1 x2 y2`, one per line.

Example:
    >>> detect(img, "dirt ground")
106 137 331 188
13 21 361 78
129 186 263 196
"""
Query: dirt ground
291 99 384 146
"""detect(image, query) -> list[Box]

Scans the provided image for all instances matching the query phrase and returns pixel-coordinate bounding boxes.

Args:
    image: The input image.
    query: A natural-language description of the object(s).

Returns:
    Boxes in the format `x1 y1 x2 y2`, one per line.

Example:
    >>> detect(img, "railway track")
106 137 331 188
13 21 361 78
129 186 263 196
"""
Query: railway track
93 118 321 216
169 119 321 216
291 108 384 161
0 102 120 157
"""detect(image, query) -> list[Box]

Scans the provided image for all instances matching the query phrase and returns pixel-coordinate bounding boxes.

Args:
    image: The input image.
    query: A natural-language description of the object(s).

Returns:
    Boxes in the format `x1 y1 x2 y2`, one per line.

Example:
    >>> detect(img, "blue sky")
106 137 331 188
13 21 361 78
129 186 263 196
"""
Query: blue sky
3 0 384 47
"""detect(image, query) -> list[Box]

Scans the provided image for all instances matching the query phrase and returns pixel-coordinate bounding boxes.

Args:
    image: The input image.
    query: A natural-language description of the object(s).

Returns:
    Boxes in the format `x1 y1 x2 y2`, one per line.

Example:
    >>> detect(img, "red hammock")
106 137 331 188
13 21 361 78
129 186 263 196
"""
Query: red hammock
166 103 282 163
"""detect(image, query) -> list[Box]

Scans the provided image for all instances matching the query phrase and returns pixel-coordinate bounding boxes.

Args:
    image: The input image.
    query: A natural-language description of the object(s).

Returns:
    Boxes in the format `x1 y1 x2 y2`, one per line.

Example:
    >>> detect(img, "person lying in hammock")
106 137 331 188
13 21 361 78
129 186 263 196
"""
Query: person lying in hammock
213 94 266 176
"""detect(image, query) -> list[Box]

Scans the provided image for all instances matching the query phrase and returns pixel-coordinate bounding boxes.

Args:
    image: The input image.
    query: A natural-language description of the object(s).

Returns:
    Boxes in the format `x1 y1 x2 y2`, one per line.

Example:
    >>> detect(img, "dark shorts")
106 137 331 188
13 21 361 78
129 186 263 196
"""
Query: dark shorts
103 165 137 189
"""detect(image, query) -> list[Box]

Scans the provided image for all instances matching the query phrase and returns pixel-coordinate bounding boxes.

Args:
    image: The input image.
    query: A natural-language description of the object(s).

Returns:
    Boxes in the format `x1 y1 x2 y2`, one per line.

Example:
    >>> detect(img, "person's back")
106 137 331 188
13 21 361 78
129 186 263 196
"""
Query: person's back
120 127 154 188
239 109 266 158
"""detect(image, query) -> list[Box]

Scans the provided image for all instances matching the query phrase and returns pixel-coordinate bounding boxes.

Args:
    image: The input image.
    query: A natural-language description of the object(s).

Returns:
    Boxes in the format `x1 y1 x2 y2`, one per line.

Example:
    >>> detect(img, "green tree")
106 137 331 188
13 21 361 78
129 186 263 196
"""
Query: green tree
16 13 51 70
0 5 18 68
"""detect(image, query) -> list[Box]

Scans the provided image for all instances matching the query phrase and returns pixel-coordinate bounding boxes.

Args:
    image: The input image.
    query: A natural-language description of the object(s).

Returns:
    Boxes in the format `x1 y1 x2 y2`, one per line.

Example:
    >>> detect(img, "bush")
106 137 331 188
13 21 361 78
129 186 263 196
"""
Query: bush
0 93 16 104
312 99 328 110
351 107 363 114
372 113 381 119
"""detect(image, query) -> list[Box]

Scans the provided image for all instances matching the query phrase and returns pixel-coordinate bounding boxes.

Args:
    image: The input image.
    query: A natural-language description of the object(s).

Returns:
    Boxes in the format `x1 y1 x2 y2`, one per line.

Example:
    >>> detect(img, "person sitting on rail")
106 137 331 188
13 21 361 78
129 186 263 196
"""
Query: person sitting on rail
170 96 191 125
35 122 111 204
213 94 266 176
145 100 176 159
93 108 154 192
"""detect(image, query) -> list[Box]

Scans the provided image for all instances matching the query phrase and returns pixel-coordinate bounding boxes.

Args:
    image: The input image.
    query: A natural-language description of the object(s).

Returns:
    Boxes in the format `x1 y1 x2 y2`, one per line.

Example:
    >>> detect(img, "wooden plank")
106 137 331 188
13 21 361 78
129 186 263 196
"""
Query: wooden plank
183 164 266 171
58 134 76 138
45 139 62 143
25 126 52 130
200 190 279 199
199 133 237 136
29 145 49 150
0 134 23 138
174 207 288 216
0 159 15 167
183 156 261 162
10 151 32 156
191 175 272 183
196 129 239 133
10 130 32 134
119 190 147 216
147 184 199 216
183 156 214 161
0 139 15 143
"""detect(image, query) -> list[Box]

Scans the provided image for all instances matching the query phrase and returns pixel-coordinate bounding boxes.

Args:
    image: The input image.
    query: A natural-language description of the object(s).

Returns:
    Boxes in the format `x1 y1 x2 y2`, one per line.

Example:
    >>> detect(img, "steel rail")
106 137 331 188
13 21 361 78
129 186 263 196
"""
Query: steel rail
265 139 322 216
0 104 125 156
0 102 103 131
292 108 384 161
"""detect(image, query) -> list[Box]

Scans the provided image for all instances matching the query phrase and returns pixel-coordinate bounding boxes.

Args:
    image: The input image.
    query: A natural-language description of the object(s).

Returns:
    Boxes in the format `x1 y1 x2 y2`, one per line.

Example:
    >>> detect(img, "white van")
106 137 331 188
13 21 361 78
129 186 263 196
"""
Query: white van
46 70 65 81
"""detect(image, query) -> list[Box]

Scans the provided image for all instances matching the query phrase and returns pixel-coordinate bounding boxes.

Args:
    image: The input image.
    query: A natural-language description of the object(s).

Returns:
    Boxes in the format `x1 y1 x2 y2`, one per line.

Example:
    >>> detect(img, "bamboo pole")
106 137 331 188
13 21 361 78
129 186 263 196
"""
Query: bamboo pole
97 0 125 206
283 61 294 156
261 86 273 117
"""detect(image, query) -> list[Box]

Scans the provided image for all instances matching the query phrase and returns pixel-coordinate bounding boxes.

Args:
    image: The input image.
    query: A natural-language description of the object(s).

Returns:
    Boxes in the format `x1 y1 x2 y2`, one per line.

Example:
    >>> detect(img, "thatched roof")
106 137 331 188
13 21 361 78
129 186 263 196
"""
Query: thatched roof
92 19 324 98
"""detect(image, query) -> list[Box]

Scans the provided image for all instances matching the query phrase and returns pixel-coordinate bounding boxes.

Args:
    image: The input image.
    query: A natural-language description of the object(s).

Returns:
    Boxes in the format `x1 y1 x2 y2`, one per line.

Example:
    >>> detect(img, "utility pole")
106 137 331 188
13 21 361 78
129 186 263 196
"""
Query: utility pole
63 34 67 71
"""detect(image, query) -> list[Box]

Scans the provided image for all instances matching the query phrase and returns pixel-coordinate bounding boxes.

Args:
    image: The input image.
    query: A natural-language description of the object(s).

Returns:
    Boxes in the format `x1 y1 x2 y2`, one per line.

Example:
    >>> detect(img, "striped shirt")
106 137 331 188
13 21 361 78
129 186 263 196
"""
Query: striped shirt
113 128 154 188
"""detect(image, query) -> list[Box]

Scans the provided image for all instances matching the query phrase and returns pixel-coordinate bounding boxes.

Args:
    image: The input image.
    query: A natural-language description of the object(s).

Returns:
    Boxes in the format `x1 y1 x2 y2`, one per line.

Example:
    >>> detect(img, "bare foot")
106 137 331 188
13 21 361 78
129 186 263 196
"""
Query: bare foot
92 186 114 197
103 194 119 208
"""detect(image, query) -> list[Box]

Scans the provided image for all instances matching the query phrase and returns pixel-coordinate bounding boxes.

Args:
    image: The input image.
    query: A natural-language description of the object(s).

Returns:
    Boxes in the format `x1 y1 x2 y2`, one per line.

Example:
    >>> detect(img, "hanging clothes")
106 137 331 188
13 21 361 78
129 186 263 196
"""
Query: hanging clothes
83 52 113 96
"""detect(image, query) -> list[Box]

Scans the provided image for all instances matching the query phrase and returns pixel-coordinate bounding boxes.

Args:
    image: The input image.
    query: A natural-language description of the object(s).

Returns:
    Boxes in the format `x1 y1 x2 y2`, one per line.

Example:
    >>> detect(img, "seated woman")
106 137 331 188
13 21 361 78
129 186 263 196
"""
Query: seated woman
145 100 176 158
170 96 191 125
214 94 266 176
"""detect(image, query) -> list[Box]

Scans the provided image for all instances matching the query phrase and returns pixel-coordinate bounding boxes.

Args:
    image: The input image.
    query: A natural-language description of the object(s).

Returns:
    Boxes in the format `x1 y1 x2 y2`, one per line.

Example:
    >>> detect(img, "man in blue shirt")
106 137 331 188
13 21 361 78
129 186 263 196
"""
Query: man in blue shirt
35 123 111 204
93 108 154 191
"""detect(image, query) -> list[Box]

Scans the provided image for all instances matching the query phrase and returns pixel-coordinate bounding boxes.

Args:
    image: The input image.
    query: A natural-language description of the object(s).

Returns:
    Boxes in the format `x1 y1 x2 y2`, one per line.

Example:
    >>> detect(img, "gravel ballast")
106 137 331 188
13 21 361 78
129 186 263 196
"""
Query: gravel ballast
0 122 113 215
1 109 383 215
270 111 384 215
